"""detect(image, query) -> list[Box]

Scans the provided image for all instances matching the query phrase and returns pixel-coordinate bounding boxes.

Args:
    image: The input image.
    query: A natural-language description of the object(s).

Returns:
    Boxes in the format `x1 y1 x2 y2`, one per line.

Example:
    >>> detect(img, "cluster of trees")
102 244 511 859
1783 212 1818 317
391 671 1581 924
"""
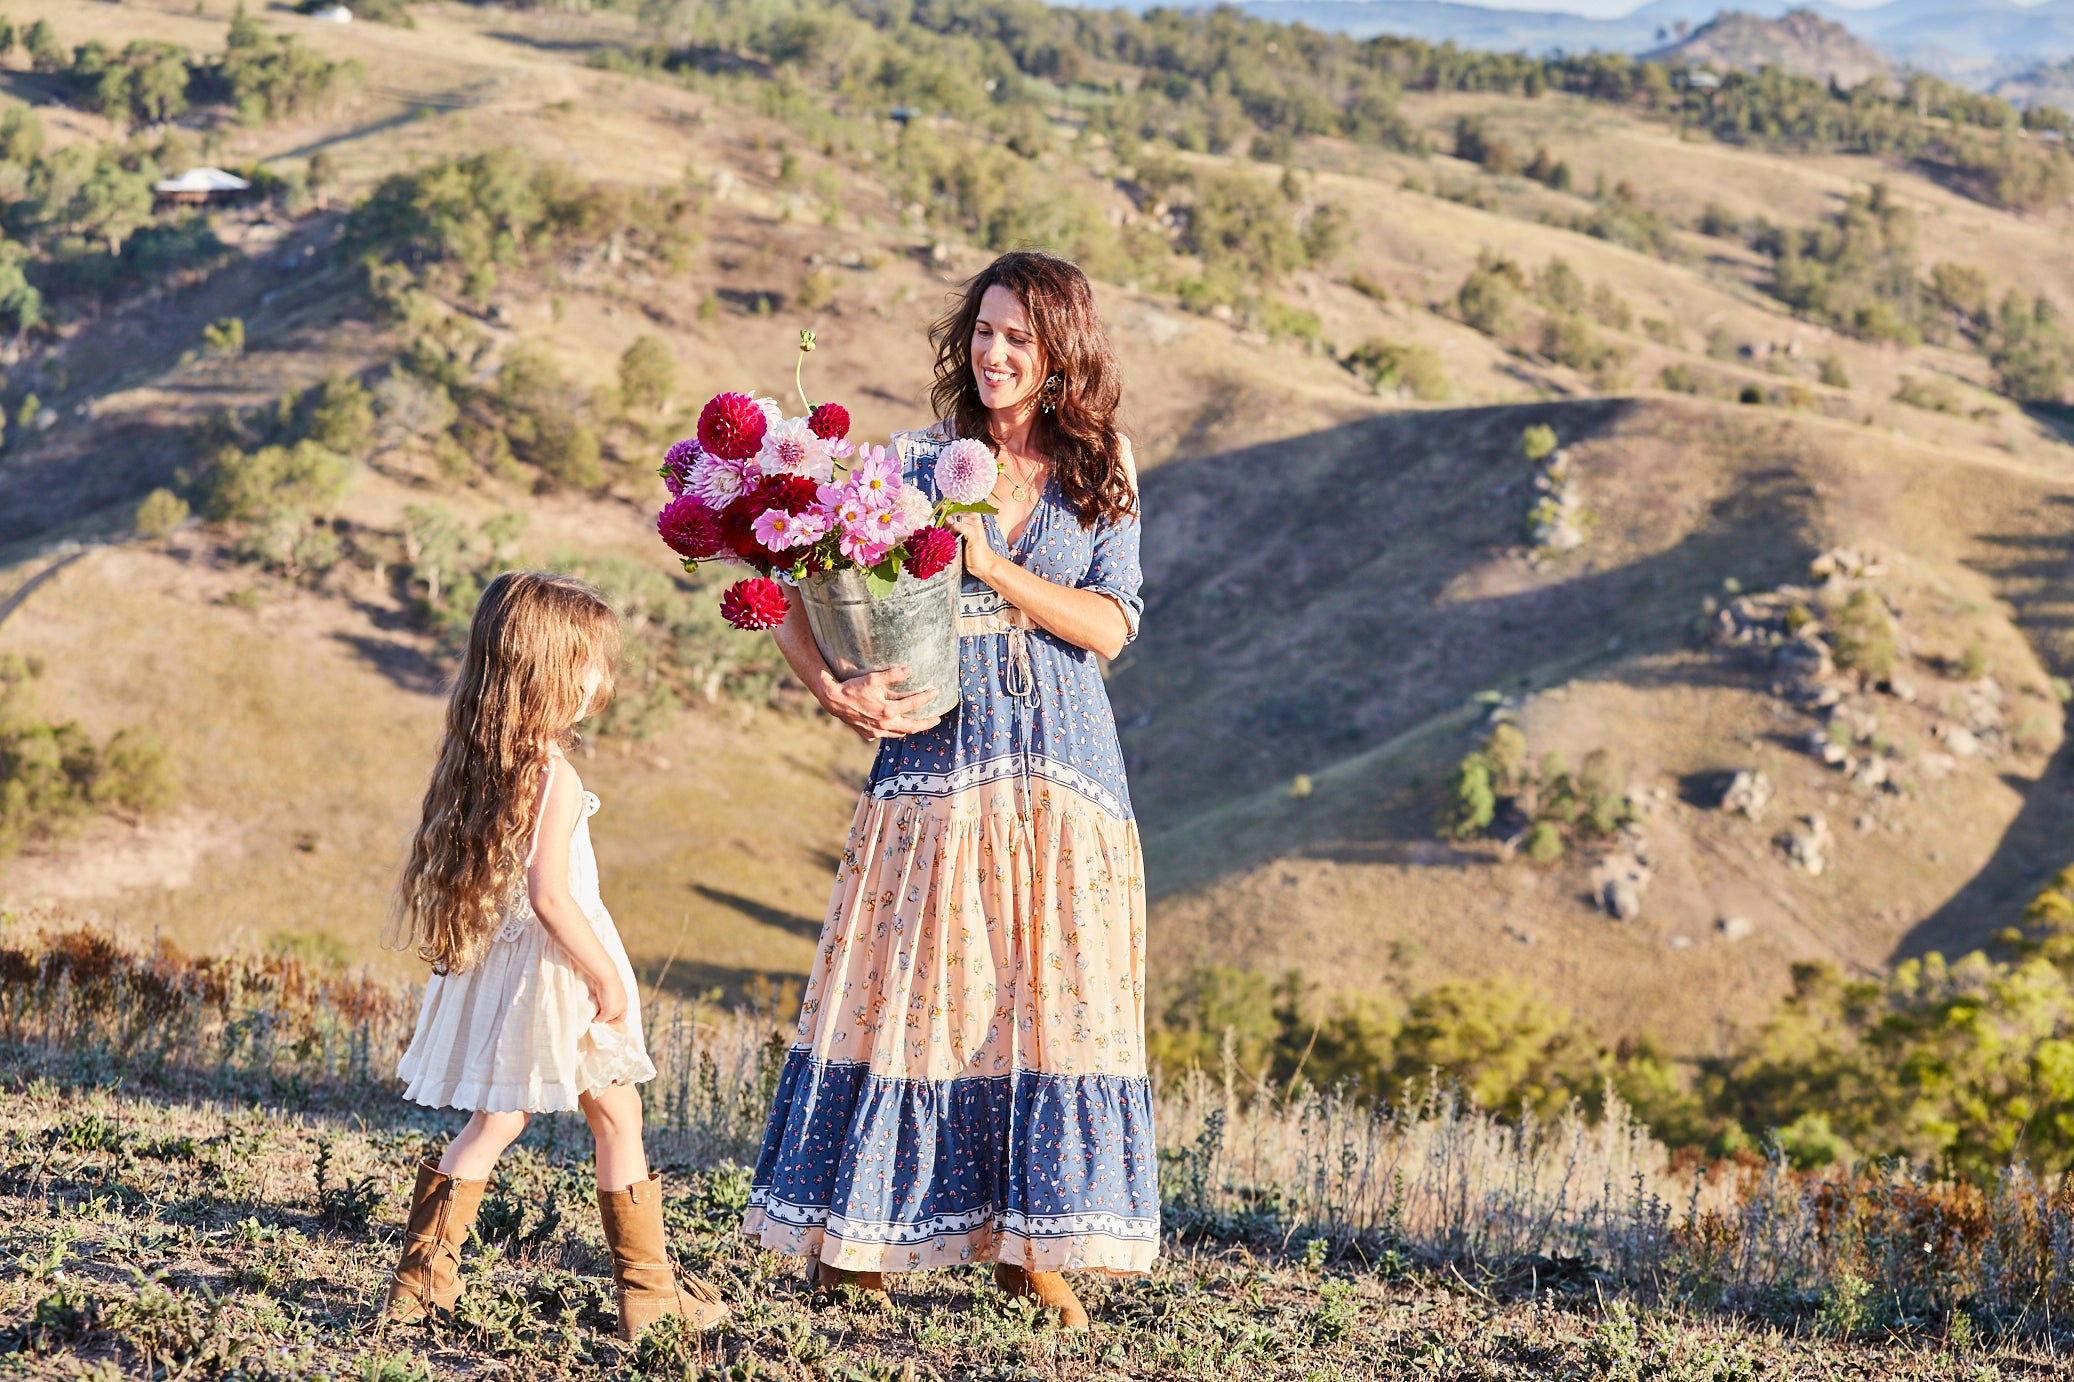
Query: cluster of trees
0 654 175 858
41 8 359 129
1454 250 1636 384
1152 857 2074 1181
1439 721 1631 862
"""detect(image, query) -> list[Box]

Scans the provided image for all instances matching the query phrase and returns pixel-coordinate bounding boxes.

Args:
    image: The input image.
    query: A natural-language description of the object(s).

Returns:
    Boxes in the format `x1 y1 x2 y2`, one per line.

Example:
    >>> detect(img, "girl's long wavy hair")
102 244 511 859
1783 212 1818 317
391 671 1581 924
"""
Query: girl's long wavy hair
390 571 618 976
929 250 1135 528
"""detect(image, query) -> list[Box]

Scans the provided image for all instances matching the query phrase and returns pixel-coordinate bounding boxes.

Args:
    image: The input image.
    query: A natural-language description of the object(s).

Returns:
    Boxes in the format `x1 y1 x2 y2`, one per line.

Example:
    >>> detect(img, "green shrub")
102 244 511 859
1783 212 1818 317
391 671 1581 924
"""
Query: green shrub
1660 363 1699 394
0 656 176 856
202 317 245 357
1892 372 1964 413
1818 351 1851 389
1456 252 1524 336
1523 819 1563 864
1539 312 1627 378
1830 588 1898 684
134 488 190 540
307 374 375 455
204 440 354 522
1440 751 1495 840
617 335 677 416
1343 339 1450 400
1519 424 1557 461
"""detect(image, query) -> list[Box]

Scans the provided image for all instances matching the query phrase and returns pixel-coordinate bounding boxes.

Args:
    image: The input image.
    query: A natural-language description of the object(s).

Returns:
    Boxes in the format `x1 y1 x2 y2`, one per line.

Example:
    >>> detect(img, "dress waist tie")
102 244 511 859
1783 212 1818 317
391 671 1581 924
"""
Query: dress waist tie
956 605 1038 704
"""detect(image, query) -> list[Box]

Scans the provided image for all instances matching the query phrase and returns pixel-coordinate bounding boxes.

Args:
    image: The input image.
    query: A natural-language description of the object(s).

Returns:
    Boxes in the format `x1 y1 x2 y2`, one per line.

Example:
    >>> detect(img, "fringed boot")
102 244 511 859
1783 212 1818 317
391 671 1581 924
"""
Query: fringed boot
596 1171 731 1339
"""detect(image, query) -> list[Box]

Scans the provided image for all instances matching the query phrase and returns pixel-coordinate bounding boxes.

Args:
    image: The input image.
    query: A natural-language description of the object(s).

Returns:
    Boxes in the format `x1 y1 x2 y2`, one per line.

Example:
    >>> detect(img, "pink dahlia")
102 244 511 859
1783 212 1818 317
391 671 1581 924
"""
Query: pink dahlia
903 525 959 580
660 437 704 496
692 450 758 509
807 402 850 441
934 438 997 506
657 494 724 560
757 415 834 482
698 391 769 462
719 577 788 631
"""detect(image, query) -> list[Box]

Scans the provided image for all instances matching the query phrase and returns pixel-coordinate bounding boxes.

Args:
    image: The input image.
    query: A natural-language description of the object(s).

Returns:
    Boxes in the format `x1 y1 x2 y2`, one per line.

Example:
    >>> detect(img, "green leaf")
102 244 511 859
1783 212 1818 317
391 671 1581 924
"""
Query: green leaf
862 567 898 600
936 500 998 517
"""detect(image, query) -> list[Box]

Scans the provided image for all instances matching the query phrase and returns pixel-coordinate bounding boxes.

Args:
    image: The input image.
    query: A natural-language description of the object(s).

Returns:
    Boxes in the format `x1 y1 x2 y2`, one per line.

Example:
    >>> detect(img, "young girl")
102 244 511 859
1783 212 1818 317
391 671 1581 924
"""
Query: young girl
382 571 728 1339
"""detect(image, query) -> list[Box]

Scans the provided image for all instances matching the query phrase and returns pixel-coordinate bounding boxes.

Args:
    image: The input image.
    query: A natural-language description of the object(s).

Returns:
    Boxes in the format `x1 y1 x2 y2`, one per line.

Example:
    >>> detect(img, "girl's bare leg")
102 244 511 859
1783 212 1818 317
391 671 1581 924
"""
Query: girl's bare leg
438 1110 530 1180
579 1083 650 1191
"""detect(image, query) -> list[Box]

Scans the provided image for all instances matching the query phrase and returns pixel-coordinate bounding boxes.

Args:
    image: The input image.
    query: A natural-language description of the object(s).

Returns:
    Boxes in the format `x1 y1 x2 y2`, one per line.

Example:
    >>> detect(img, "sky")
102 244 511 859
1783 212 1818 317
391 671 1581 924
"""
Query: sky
1372 0 2053 17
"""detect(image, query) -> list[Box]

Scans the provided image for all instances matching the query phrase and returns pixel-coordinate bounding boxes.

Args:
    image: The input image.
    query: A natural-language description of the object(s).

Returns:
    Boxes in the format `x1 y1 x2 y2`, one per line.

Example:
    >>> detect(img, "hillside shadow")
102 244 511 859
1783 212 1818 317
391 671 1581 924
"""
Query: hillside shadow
1122 398 1826 893
691 883 822 943
1894 502 2074 961
644 958 806 1010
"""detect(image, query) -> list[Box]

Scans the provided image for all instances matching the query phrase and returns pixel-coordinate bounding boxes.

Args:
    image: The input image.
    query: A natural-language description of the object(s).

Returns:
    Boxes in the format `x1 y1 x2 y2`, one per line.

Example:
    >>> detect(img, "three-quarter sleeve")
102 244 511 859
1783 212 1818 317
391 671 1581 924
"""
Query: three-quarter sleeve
1079 509 1145 645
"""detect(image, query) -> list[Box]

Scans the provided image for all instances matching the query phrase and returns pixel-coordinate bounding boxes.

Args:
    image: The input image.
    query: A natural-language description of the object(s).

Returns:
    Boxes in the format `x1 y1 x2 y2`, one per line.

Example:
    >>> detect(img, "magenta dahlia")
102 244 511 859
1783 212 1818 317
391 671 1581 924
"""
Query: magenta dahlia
657 494 724 560
807 402 851 442
697 391 769 462
659 437 704 496
719 577 789 631
903 525 959 580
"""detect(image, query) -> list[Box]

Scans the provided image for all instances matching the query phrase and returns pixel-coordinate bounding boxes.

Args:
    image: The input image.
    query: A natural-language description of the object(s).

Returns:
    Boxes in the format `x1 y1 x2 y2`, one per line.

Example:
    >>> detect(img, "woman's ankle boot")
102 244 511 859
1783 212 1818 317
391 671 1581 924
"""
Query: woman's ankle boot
597 1171 730 1339
815 1260 888 1294
383 1160 489 1322
992 1262 1089 1329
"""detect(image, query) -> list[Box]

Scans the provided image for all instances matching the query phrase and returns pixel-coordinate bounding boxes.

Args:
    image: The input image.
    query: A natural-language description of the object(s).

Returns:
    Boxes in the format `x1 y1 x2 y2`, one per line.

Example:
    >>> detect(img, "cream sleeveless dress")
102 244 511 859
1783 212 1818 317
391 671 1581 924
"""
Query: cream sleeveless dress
396 760 657 1113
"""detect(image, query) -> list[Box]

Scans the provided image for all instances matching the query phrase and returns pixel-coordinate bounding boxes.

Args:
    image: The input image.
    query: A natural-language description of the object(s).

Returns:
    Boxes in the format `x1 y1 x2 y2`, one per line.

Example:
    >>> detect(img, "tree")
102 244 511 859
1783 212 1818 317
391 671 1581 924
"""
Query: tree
617 335 676 416
24 20 63 74
1441 752 1495 840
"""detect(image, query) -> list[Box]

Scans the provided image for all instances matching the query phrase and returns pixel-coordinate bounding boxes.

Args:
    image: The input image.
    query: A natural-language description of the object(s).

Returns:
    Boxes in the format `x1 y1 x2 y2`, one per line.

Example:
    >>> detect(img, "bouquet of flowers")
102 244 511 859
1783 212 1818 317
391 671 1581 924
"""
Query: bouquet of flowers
653 332 998 632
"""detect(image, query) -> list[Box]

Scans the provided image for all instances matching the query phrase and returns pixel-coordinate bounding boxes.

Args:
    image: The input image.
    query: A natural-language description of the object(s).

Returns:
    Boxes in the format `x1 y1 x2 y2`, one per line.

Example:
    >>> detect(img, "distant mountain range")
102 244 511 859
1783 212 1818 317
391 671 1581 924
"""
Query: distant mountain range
1230 0 2074 89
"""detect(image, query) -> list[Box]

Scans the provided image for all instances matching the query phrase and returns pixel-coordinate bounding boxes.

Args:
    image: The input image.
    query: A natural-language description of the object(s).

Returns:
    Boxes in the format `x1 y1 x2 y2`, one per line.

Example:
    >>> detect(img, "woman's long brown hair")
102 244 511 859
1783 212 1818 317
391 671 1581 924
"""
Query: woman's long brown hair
390 571 618 976
929 250 1135 528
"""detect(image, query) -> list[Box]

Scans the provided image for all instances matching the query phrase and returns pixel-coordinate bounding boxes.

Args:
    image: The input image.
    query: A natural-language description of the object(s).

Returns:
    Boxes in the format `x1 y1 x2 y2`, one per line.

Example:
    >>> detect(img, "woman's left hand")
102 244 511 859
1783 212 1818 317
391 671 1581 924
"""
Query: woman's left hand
945 512 999 585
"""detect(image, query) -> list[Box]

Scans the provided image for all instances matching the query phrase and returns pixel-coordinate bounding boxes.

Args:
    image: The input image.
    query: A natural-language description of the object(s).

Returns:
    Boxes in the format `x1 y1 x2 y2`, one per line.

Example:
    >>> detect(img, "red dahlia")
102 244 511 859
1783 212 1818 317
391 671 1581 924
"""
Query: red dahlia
657 494 723 560
697 392 768 462
719 577 789 631
756 474 822 513
807 402 850 442
719 504 767 565
903 525 959 580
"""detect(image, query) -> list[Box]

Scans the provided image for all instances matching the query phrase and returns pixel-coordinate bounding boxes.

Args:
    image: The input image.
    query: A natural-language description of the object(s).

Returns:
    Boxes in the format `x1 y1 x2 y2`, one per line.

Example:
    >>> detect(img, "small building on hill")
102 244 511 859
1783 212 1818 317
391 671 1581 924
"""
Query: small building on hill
152 167 252 210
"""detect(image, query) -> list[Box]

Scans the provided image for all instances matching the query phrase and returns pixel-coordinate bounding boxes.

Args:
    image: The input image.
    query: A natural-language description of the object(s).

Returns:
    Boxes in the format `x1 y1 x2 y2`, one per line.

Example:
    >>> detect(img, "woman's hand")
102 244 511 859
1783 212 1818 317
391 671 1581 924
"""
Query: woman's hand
945 513 999 585
587 966 629 1026
817 665 943 742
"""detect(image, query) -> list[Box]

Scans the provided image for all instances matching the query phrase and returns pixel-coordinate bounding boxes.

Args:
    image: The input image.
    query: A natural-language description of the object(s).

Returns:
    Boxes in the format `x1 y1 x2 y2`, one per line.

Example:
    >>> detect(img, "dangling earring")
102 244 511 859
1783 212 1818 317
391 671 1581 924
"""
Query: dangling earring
1040 373 1063 416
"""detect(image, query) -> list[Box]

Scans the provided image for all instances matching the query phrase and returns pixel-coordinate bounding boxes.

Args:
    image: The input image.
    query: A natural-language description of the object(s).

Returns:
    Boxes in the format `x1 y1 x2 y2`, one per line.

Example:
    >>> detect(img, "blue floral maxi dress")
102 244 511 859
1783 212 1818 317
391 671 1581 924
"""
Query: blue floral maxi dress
743 429 1159 1273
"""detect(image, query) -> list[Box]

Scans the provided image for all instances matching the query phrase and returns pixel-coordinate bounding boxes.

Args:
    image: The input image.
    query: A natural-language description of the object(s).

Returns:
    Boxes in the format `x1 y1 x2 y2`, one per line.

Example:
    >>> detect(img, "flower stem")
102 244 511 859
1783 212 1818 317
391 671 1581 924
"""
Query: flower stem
795 328 817 413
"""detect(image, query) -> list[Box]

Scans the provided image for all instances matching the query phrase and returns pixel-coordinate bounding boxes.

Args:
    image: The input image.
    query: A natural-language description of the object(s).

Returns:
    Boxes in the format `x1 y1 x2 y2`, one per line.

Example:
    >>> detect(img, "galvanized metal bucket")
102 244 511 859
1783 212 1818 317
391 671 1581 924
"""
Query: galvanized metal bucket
796 553 963 720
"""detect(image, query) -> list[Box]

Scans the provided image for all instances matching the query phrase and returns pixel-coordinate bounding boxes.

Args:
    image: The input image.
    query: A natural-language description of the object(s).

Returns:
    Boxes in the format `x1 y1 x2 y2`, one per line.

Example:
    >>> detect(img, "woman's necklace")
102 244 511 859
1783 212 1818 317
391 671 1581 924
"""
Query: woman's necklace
996 448 1044 504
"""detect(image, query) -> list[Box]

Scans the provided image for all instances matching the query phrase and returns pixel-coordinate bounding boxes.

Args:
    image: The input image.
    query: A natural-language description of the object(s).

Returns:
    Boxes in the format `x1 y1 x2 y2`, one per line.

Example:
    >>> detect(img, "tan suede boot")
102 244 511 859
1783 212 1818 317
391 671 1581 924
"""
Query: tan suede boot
383 1160 489 1322
814 1260 888 1295
993 1263 1090 1330
597 1172 730 1340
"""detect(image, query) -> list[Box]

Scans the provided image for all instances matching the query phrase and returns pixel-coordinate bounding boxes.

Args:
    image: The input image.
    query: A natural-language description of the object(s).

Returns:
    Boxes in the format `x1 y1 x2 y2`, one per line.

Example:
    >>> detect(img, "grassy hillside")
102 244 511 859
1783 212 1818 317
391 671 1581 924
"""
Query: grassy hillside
1 0 2073 1068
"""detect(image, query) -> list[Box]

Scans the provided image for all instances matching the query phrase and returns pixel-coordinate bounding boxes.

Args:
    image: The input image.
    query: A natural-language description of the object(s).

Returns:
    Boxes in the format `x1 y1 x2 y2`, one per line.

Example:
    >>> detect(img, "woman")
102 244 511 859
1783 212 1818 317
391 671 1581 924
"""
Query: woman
744 250 1156 1326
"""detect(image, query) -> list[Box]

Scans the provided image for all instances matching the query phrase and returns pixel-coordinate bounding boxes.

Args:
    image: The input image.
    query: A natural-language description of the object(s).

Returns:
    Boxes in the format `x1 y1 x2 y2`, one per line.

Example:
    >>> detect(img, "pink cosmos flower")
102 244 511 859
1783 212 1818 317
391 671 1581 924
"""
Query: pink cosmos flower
837 521 891 566
752 506 829 553
934 438 997 506
849 444 904 507
692 451 758 509
864 503 916 545
825 489 875 531
757 416 835 482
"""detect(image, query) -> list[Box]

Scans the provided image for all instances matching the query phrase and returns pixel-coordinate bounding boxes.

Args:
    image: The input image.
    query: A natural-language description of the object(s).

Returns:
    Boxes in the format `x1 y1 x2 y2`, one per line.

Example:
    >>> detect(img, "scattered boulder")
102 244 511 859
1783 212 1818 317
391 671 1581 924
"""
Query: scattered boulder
1918 751 1958 781
1591 852 1654 921
1802 729 1848 766
1939 724 1982 758
1810 547 1884 580
1719 769 1772 819
1777 812 1833 876
1850 756 1890 791
1717 915 1755 942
